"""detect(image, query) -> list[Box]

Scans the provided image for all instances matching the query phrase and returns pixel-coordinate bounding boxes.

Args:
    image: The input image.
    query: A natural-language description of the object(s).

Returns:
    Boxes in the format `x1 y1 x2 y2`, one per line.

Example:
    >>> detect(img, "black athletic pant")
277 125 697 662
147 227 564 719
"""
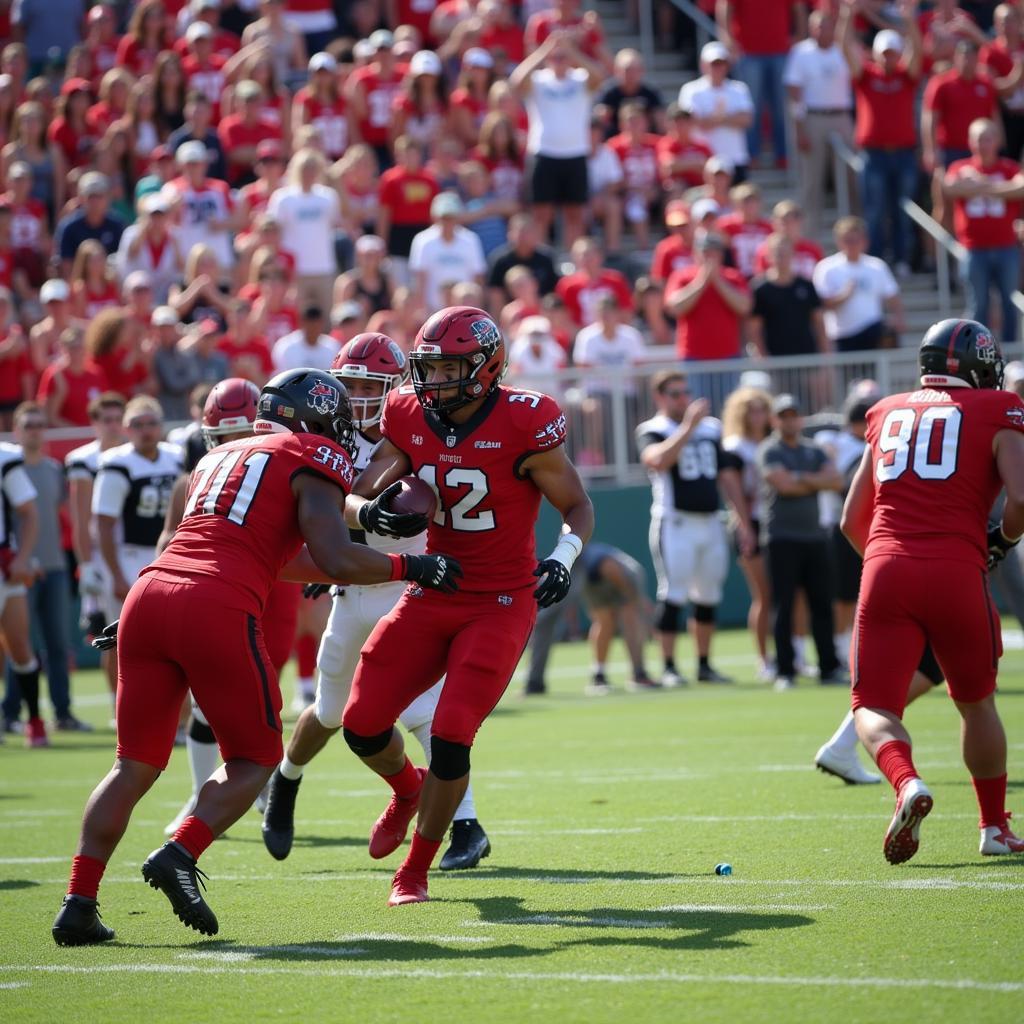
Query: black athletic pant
766 538 839 678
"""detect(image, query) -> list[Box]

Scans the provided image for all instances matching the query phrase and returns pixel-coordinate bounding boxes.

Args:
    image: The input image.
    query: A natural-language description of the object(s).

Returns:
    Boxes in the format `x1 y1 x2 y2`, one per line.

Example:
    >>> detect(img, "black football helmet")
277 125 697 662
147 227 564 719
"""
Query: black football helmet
254 367 356 454
919 318 1004 390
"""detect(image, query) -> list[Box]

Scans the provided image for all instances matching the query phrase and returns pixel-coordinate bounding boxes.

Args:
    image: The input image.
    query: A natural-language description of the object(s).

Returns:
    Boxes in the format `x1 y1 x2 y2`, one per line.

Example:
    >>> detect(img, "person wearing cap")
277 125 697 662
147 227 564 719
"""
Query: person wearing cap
267 147 341 315
408 191 486 313
758 394 845 690
166 91 229 183
11 0 84 75
783 10 853 236
2 161 48 288
450 47 495 148
83 4 121 79
150 306 200 422
217 79 283 187
162 139 235 271
294 52 350 160
174 0 242 60
116 194 183 305
271 304 339 371
37 326 104 427
54 172 126 276
29 279 79 376
664 231 751 396
651 200 695 285
241 0 308 86
50 78 98 173
392 50 448 158
679 42 755 183
346 29 405 169
657 104 713 196
813 215 905 352
752 199 824 280
511 27 606 248
839 0 922 276
597 48 665 137
508 315 567 396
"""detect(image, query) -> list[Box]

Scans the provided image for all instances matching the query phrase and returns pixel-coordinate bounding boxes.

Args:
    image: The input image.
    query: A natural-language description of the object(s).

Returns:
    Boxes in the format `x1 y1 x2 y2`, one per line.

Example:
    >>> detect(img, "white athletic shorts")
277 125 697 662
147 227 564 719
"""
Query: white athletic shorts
314 579 443 731
650 511 729 606
0 578 26 617
99 545 157 623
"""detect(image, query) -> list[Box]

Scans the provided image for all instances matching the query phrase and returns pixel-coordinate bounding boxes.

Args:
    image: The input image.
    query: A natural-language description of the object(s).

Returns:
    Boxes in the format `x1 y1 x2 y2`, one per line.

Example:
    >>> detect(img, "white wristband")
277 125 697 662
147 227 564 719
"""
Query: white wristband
548 532 583 572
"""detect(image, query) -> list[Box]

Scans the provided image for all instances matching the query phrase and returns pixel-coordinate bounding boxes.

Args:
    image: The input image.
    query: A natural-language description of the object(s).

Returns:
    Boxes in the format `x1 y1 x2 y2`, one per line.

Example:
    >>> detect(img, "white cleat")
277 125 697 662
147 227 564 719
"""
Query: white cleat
814 743 882 785
164 794 197 836
980 815 1024 855
659 669 688 688
884 778 933 865
773 675 795 692
757 660 776 683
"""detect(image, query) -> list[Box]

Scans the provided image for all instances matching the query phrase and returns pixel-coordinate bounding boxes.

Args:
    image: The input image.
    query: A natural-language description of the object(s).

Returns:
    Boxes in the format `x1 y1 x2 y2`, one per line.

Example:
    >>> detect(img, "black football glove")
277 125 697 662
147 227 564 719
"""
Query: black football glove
401 553 463 594
357 481 429 539
303 583 331 600
987 523 1019 571
91 619 119 651
533 560 571 608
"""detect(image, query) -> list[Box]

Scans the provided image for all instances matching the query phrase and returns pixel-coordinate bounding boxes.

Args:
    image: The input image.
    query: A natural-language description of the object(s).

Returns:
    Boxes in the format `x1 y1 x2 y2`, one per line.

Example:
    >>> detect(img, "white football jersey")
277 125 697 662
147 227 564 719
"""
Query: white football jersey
92 442 183 548
351 429 425 558
0 442 37 550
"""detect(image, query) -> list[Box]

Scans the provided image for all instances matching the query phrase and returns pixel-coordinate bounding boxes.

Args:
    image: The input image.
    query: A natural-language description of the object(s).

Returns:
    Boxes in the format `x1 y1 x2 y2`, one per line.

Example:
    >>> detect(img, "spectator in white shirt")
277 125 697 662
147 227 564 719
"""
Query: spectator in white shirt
408 192 487 314
508 315 567 397
271 305 340 371
812 216 905 352
783 11 854 235
573 292 648 396
267 147 341 315
679 41 755 181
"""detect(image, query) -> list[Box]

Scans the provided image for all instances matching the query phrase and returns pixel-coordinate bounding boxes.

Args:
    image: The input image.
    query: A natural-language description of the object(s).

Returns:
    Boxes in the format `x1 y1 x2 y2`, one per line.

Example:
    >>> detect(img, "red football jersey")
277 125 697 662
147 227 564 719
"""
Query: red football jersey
947 157 1021 250
151 430 355 614
380 384 566 592
718 214 773 278
864 386 1024 568
294 89 349 158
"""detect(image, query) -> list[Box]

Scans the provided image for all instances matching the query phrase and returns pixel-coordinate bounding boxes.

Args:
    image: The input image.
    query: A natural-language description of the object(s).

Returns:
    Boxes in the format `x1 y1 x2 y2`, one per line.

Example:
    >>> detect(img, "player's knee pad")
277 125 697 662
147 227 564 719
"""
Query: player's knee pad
342 725 394 758
189 717 216 745
429 736 471 780
656 600 682 633
692 603 716 625
10 657 38 675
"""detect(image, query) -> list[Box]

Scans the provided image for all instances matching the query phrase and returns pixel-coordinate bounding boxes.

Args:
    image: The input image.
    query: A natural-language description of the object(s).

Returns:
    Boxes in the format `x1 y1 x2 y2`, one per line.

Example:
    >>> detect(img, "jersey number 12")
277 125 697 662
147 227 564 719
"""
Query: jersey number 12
876 406 962 482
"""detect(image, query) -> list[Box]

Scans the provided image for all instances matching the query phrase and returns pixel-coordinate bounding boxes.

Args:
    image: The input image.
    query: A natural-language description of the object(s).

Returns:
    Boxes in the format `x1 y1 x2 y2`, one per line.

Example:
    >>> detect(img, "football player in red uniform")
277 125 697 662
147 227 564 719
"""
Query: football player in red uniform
340 306 594 906
842 319 1024 864
52 368 463 946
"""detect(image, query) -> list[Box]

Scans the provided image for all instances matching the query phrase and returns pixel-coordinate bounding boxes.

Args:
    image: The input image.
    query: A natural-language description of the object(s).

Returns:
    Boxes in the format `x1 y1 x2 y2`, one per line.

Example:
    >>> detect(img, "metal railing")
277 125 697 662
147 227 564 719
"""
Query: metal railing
639 0 719 66
829 131 1024 337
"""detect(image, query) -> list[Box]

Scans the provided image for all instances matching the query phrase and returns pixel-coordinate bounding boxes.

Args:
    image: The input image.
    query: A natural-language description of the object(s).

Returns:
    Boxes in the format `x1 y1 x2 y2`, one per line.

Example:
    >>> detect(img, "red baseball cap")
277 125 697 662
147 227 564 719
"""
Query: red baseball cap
61 77 93 96
256 140 284 161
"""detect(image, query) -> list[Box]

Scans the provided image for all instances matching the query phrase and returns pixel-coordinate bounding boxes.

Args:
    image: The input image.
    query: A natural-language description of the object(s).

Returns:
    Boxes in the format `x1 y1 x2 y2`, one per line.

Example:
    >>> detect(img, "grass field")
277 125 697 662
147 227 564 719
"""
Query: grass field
3 630 1024 1023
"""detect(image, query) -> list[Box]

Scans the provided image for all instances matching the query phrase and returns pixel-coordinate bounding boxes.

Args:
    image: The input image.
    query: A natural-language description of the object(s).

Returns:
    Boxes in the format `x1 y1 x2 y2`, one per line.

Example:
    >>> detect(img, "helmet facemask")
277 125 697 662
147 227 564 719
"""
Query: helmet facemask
409 350 498 414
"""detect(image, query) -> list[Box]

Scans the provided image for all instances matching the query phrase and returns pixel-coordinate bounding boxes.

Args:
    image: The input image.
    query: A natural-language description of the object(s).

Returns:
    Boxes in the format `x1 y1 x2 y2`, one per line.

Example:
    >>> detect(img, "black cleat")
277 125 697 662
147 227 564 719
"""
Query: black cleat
141 842 218 936
438 819 491 871
262 768 301 861
52 894 115 946
697 665 733 684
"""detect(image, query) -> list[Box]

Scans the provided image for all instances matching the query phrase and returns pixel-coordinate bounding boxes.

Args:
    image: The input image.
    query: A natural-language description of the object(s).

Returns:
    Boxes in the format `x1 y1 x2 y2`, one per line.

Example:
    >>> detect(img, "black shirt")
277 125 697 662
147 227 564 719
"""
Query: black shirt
165 127 228 183
596 82 664 136
636 414 723 515
56 211 126 262
486 243 560 298
752 275 821 357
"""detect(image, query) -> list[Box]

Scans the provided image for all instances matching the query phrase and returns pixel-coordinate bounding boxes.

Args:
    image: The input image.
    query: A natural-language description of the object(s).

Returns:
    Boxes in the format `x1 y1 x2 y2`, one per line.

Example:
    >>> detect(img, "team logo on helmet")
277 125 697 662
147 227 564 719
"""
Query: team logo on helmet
308 380 340 415
976 330 998 364
470 317 501 353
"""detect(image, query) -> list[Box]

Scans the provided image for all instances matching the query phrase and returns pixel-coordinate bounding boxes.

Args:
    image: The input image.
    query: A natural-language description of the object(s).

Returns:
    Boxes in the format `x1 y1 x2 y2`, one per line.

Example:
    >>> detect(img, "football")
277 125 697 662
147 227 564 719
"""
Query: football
389 475 438 520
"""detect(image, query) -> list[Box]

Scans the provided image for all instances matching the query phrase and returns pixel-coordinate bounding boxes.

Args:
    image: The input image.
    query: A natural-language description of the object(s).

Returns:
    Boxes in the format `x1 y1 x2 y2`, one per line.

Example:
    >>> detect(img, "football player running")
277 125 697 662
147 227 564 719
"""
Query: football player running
341 306 593 906
842 319 1024 864
52 368 463 946
262 335 491 871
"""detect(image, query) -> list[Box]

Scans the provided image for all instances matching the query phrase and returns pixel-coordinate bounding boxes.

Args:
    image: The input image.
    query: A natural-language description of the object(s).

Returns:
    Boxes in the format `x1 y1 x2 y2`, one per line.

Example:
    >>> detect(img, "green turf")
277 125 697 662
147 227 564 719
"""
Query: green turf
3 631 1024 1023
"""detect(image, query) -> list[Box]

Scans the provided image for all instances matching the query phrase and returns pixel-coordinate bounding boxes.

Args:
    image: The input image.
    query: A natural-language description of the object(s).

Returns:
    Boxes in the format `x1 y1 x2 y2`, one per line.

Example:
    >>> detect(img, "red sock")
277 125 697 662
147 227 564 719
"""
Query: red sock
67 854 106 900
171 816 215 861
295 634 317 678
972 773 1008 828
402 830 441 873
382 757 421 799
875 740 919 794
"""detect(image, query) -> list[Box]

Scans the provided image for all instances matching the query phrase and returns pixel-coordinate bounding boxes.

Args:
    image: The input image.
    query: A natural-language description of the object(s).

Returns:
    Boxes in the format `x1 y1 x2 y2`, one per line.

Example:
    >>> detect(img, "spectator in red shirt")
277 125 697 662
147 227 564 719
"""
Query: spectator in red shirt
84 307 149 400
84 4 122 83
651 199 695 284
181 22 229 118
923 39 999 173
665 231 752 364
839 0 922 274
943 116 1024 340
451 48 494 147
3 160 48 287
217 297 274 383
174 0 241 60
478 0 526 65
718 182 773 278
376 133 440 267
48 78 98 171
717 0 808 165
391 49 449 158
658 103 712 197
117 0 171 78
217 79 282 186
982 4 1024 161
38 326 105 427
473 112 524 203
525 0 613 72
556 236 634 328
347 29 408 169
608 101 662 248
70 239 120 320
753 198 824 280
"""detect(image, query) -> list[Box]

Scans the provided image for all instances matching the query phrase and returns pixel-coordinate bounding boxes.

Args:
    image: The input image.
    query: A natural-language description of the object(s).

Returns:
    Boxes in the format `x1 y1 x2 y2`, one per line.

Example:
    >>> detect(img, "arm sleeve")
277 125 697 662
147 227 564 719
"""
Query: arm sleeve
718 448 744 472
92 466 131 518
65 458 94 483
2 463 36 507
635 429 662 456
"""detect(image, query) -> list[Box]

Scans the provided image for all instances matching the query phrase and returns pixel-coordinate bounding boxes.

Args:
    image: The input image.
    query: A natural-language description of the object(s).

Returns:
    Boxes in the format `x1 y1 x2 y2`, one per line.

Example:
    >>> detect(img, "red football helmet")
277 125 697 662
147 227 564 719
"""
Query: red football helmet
202 377 261 450
330 332 408 428
409 306 506 414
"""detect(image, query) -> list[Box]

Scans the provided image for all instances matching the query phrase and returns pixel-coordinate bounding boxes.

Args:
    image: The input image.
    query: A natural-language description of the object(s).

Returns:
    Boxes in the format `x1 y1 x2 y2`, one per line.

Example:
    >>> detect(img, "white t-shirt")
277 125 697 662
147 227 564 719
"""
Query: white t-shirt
408 225 487 312
267 184 340 276
678 76 754 167
589 143 624 193
783 40 853 112
526 67 593 158
271 330 340 372
813 252 898 340
508 336 567 396
573 322 647 395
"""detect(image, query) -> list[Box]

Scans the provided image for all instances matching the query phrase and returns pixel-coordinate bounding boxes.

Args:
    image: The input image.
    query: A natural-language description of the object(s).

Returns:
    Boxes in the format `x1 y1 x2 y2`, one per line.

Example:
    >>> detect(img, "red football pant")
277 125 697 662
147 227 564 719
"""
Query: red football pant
116 571 283 770
852 555 1000 716
262 581 301 674
343 583 536 747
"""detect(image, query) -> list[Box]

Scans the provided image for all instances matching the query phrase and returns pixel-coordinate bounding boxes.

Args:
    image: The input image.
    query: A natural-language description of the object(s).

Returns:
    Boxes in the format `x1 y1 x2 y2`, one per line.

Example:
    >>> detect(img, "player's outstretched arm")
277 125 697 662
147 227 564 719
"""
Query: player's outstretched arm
522 445 595 607
840 448 874 557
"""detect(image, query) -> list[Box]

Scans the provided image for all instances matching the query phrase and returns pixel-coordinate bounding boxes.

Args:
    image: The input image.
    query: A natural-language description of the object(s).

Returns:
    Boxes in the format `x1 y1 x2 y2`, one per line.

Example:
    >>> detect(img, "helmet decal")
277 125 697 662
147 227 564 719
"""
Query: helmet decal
308 380 340 416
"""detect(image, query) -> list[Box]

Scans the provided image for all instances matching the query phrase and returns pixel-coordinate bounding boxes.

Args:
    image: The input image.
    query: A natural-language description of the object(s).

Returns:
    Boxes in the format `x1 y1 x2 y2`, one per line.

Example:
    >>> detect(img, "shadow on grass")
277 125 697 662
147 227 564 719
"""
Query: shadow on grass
0 879 38 891
437 865 710 883
221 834 368 851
